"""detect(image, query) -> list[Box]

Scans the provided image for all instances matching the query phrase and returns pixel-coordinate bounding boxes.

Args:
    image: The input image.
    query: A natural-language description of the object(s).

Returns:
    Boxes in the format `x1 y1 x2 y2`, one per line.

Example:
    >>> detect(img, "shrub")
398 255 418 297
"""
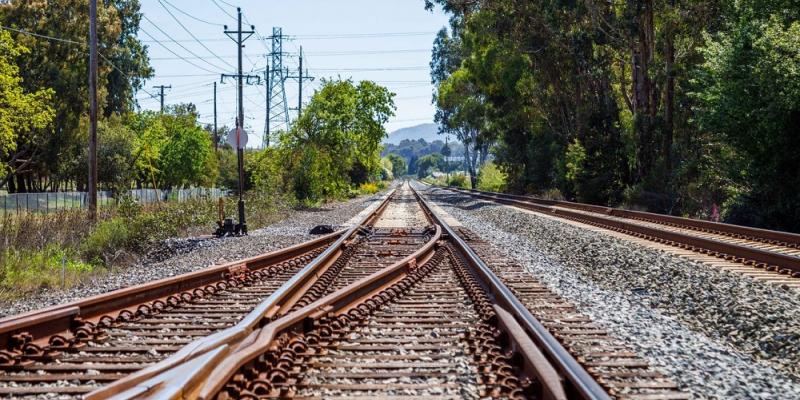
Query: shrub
82 218 132 265
359 182 380 195
447 174 469 188
477 162 506 192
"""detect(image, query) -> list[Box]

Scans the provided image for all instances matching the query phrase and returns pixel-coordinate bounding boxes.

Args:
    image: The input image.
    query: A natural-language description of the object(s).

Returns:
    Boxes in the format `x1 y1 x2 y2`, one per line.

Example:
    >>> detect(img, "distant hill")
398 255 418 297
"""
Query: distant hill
384 123 440 144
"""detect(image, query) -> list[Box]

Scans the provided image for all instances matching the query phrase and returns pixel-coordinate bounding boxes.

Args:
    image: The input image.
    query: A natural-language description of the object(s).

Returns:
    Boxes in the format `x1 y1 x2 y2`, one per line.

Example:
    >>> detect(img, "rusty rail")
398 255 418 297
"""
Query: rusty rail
85 188 399 398
95 206 441 398
97 183 612 399
412 186 610 400
0 230 342 360
434 185 800 277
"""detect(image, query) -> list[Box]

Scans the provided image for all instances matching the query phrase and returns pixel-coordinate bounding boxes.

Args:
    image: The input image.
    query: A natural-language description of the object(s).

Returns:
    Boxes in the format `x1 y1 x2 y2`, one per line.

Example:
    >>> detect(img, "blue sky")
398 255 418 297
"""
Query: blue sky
137 0 449 148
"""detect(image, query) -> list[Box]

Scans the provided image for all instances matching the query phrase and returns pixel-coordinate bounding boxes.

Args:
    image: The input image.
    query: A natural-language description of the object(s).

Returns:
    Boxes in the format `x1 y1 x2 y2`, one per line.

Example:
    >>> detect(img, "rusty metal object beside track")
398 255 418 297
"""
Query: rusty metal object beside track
437 185 800 278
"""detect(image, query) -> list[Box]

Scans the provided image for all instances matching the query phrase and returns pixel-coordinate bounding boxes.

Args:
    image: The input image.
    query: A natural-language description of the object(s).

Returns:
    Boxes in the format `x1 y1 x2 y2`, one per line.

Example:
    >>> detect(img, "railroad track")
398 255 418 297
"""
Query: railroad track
80 183 688 400
0 189 401 398
433 185 800 282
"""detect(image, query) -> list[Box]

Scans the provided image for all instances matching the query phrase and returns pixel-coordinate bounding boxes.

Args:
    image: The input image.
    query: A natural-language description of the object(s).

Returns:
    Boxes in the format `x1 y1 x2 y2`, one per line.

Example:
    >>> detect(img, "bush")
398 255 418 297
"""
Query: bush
1 245 93 294
82 218 132 265
477 162 506 192
359 182 380 195
447 174 469 188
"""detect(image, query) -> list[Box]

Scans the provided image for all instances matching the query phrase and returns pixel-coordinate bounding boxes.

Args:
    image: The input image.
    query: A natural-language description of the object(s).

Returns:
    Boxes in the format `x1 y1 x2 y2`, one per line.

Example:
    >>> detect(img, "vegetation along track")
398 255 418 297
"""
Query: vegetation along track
89 183 687 400
438 185 800 283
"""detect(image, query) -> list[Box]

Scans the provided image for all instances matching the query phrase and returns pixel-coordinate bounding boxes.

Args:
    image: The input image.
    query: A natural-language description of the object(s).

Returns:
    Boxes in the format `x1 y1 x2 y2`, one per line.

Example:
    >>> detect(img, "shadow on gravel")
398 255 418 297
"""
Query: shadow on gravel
425 191 497 211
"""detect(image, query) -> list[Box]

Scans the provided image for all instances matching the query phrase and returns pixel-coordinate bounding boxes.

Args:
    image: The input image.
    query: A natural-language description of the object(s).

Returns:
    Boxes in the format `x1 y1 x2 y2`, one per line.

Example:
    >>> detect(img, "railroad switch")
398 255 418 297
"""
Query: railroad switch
213 198 245 237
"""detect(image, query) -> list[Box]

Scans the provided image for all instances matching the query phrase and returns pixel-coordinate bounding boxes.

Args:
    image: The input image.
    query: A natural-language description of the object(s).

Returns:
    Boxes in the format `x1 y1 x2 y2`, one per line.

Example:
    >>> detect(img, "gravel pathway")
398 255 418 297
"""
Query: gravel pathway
0 191 390 319
414 184 800 399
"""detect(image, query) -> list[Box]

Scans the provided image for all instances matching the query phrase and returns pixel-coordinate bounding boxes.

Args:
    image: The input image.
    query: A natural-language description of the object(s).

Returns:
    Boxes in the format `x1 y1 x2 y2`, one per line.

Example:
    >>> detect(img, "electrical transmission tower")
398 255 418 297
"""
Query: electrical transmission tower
264 27 289 148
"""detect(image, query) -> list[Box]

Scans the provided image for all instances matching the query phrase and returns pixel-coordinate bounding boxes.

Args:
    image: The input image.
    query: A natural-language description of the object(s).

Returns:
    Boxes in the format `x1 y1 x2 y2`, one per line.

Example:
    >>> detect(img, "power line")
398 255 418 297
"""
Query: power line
210 0 237 21
139 27 220 74
138 31 440 43
157 0 236 69
0 24 158 100
141 15 229 72
160 0 222 26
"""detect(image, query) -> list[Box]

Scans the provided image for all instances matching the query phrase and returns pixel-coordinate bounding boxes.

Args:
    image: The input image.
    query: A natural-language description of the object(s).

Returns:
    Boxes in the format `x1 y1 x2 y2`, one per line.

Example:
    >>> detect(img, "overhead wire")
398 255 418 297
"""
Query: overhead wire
141 15 229 72
157 0 236 70
0 24 158 100
139 27 219 74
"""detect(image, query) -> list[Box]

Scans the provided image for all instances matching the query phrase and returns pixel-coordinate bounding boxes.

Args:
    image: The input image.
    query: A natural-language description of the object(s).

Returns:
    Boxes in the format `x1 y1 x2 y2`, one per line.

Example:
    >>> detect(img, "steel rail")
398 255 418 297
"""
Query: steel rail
460 188 800 247
435 185 800 277
88 188 399 399
0 229 342 358
98 217 442 399
411 184 611 400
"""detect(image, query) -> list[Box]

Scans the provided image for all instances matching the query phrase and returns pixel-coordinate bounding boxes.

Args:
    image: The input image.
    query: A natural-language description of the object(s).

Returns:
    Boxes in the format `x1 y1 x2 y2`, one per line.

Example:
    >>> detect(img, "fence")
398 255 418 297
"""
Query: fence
0 188 225 216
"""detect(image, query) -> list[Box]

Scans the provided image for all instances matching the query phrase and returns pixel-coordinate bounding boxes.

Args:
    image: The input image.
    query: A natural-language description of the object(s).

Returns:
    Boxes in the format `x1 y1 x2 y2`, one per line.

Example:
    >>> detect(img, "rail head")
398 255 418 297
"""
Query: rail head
100 221 442 399
88 188 399 399
412 183 611 400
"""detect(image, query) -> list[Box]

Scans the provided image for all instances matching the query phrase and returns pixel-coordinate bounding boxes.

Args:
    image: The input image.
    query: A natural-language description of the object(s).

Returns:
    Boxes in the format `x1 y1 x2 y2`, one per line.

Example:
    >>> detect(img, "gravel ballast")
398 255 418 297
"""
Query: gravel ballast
415 184 800 399
0 191 389 319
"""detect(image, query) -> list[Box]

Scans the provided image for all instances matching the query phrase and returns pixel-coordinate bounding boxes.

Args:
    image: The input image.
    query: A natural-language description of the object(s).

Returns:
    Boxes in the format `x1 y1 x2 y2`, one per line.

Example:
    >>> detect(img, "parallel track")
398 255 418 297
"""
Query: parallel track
436 185 800 280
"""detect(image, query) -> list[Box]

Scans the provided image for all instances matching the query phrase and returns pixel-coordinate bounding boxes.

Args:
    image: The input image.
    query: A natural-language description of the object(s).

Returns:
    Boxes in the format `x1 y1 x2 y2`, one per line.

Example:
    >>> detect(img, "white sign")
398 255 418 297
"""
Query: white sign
226 127 248 149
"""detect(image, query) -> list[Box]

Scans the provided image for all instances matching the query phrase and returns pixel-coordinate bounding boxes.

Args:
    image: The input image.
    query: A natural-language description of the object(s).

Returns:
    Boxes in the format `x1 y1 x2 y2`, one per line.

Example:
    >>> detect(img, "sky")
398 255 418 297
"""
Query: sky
136 0 450 148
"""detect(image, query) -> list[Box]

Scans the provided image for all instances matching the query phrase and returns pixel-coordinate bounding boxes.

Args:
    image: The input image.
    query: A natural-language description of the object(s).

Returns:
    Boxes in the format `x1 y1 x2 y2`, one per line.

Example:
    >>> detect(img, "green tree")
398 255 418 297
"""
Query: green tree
0 0 152 191
692 15 800 230
385 153 407 177
0 30 54 182
278 79 395 201
416 153 444 179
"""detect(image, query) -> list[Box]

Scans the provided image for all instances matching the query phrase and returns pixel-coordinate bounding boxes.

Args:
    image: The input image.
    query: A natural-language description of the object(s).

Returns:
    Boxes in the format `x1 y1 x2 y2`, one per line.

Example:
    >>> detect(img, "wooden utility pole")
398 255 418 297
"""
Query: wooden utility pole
88 0 98 220
153 84 172 112
213 81 218 150
223 7 257 235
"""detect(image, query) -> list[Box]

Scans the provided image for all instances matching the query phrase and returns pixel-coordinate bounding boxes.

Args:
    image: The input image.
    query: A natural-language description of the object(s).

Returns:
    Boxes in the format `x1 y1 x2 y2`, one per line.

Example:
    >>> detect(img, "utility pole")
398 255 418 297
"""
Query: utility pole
88 0 98 221
222 7 258 235
213 82 218 151
152 84 172 112
288 46 315 118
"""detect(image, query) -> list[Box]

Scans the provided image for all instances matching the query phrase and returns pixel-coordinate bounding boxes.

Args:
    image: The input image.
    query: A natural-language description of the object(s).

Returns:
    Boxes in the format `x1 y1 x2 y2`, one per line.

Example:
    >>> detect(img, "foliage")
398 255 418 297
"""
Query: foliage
82 218 131 265
384 153 407 177
415 153 444 179
447 174 468 188
425 0 800 230
691 15 800 230
0 31 54 173
381 138 463 172
1 245 93 293
358 182 380 195
0 0 152 191
277 79 395 201
477 162 506 192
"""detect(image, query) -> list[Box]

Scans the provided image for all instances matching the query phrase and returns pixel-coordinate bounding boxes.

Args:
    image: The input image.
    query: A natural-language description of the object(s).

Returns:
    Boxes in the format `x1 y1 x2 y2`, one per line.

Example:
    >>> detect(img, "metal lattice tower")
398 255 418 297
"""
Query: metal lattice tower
264 27 289 147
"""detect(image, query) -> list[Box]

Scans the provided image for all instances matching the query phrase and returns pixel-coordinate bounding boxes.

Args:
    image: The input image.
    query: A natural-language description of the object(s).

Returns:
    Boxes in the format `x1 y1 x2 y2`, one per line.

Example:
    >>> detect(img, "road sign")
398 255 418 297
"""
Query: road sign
226 127 248 149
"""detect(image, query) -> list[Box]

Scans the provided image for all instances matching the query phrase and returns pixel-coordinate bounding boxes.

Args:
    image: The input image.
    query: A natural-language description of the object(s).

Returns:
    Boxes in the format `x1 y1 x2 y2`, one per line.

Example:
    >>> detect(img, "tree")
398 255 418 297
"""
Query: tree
416 153 444 179
385 153 407 177
0 30 54 184
0 0 152 191
278 79 395 201
692 15 800 230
